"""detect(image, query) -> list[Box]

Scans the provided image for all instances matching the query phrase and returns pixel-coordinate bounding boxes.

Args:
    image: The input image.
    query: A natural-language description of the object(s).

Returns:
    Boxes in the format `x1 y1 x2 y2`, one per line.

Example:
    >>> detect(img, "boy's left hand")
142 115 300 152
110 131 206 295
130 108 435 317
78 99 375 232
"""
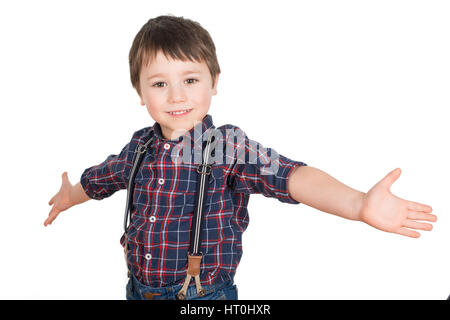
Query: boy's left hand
358 168 437 238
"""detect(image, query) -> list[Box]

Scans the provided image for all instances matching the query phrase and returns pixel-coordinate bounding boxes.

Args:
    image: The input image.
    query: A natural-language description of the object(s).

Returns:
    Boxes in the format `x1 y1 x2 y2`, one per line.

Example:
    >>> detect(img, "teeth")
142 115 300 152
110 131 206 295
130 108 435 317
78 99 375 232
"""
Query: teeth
169 109 191 115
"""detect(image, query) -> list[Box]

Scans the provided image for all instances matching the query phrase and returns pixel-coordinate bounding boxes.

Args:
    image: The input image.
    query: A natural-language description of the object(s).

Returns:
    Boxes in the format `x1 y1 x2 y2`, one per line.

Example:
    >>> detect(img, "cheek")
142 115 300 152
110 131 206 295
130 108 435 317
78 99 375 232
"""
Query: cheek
141 91 165 108
191 87 212 107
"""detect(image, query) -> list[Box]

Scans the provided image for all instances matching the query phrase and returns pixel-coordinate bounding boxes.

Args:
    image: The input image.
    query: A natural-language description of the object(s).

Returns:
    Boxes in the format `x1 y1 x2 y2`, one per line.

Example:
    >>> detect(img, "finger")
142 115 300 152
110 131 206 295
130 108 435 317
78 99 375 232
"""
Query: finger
44 208 59 226
44 213 53 226
407 211 437 222
44 216 52 226
381 168 402 189
403 219 433 231
48 194 56 206
44 214 57 226
407 201 432 213
62 172 72 187
396 227 420 238
62 171 70 182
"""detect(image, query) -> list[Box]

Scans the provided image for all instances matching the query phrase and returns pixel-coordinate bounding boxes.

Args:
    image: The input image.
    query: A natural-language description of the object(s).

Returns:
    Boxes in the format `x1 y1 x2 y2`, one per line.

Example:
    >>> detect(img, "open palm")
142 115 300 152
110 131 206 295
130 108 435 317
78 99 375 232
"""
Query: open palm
44 172 73 226
359 168 436 238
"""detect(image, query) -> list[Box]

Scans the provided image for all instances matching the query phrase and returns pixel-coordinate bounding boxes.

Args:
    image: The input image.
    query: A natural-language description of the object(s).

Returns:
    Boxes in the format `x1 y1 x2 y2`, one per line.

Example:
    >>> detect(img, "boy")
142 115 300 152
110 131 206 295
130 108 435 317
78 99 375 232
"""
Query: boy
44 15 437 300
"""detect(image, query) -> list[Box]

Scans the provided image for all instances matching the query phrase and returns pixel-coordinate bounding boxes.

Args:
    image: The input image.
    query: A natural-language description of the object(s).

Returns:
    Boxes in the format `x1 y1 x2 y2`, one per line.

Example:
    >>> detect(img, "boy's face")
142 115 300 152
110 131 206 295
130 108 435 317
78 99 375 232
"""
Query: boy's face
139 50 219 140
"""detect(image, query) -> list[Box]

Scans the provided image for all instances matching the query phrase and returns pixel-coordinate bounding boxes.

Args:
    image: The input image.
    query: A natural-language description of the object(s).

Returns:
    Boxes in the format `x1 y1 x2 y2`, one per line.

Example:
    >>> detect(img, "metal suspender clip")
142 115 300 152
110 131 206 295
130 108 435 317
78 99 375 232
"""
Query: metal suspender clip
136 144 147 154
196 164 212 175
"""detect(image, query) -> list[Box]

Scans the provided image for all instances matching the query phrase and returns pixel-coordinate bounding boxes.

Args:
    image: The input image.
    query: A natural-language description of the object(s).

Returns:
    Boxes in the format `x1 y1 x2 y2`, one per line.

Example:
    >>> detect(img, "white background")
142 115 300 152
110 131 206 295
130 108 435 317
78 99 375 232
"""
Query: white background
0 0 449 299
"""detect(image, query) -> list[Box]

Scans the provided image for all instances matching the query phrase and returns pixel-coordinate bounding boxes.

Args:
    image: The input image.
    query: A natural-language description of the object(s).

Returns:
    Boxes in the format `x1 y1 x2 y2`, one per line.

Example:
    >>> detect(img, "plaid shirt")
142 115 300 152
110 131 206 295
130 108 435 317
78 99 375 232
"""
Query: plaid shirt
80 114 307 287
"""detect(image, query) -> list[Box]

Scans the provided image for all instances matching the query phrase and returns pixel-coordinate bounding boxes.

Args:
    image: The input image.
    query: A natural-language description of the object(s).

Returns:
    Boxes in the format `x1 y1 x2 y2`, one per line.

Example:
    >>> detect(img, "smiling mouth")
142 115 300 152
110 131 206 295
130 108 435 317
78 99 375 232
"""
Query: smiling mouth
167 108 193 117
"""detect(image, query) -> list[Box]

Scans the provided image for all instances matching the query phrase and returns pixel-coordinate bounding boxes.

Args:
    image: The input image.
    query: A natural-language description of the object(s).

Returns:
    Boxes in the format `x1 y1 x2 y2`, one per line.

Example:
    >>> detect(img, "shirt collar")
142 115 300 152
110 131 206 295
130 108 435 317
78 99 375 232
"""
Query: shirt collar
152 113 215 145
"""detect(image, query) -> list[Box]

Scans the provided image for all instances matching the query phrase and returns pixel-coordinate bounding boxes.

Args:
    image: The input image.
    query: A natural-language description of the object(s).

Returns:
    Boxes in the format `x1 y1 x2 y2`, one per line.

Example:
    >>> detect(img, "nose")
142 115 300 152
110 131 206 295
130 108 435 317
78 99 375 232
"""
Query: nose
167 82 186 103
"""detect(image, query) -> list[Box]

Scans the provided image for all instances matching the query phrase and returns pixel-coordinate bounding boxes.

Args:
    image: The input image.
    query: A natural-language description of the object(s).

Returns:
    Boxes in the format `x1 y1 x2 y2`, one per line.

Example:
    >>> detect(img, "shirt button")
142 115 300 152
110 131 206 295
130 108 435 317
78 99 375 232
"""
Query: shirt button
158 178 164 185
145 253 152 260
164 143 171 150
149 216 156 223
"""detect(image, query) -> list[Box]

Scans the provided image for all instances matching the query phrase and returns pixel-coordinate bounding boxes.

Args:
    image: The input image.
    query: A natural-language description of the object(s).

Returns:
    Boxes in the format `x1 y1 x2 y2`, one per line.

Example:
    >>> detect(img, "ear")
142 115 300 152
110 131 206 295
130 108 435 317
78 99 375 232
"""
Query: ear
139 93 146 106
212 74 220 96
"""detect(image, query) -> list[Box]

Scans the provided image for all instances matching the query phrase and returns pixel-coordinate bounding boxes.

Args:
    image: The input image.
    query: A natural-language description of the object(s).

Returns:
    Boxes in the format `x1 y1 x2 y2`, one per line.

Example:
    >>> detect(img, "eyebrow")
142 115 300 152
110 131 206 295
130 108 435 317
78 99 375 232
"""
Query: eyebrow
146 70 201 81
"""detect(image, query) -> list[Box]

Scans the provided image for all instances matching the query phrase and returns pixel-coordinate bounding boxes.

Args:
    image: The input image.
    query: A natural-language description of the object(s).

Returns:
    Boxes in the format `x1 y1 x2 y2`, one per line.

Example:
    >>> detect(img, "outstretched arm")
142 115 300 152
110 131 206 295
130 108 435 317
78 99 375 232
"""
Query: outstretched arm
287 166 437 238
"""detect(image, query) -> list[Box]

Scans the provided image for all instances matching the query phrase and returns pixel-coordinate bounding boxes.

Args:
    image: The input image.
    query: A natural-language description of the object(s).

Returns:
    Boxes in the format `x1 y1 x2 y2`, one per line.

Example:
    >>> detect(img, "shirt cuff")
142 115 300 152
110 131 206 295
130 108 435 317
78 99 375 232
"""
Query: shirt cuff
80 168 101 200
278 158 308 204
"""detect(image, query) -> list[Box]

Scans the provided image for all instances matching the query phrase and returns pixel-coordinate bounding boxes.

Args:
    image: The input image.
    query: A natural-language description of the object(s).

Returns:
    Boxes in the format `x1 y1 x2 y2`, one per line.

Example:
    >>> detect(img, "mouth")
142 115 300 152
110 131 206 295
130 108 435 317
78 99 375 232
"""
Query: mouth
166 108 193 117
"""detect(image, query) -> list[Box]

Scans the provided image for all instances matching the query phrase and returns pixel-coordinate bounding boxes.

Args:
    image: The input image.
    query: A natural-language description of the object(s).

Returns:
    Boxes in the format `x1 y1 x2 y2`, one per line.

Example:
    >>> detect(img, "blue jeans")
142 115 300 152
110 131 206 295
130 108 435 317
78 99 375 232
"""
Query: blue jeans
126 273 238 300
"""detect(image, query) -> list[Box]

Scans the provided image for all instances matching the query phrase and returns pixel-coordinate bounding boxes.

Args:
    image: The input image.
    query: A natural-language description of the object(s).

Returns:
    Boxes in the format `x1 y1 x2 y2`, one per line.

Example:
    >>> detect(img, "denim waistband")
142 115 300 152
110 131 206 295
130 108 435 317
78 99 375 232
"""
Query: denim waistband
129 272 234 300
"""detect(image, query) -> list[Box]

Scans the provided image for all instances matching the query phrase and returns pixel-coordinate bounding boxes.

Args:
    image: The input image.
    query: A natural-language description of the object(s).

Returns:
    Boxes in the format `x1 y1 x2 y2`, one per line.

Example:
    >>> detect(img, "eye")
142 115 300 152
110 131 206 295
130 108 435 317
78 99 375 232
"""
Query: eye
152 81 166 88
185 78 198 85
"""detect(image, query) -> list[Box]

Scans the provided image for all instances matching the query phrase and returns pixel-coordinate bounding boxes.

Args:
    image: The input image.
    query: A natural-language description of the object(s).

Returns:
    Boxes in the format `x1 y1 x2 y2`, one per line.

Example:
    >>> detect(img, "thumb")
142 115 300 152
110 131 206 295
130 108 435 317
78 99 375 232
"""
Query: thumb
380 167 401 190
62 171 70 183
61 171 72 188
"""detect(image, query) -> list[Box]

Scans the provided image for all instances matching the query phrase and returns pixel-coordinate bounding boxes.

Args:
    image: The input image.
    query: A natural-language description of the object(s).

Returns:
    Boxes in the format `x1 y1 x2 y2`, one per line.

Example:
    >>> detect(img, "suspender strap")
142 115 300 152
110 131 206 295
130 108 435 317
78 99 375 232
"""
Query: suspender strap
123 137 153 275
177 132 215 300
189 134 215 255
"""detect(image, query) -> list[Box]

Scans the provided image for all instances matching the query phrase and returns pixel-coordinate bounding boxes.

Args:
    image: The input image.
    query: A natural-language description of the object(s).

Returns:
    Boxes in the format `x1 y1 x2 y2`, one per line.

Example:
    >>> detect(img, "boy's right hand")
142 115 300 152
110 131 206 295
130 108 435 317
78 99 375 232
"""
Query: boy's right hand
44 172 74 226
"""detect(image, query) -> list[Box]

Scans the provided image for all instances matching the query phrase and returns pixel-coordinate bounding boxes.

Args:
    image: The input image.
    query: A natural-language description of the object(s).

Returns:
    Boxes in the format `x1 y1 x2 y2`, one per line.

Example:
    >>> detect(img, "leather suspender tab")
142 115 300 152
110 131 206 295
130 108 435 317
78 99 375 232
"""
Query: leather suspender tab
187 254 202 276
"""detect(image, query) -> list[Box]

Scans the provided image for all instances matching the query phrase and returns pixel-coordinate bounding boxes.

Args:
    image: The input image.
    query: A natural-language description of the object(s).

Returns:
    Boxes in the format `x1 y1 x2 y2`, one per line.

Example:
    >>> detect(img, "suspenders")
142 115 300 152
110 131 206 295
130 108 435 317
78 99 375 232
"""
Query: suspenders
123 132 215 300
177 133 215 300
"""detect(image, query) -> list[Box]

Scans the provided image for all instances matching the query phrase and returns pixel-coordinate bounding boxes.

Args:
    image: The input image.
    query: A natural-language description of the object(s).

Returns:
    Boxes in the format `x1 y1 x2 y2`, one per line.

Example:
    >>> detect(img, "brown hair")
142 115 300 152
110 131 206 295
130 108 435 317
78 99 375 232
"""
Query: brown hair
129 15 221 96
